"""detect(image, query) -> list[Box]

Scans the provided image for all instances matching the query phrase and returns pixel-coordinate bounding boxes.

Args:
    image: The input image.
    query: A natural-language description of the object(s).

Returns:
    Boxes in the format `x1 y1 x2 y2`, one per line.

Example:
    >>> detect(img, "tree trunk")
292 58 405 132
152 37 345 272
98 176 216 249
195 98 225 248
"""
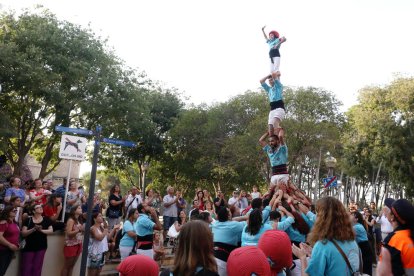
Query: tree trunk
38 140 58 178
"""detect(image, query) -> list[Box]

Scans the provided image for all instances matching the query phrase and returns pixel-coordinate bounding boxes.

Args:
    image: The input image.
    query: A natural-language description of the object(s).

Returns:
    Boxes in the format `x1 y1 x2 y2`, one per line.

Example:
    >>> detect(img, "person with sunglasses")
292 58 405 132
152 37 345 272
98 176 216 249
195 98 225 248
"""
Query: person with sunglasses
20 204 53 276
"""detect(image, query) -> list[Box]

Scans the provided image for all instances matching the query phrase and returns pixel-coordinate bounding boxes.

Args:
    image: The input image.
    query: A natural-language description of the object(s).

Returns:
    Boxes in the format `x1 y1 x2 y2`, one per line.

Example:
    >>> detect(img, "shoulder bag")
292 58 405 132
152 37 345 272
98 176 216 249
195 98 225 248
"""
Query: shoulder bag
331 239 369 276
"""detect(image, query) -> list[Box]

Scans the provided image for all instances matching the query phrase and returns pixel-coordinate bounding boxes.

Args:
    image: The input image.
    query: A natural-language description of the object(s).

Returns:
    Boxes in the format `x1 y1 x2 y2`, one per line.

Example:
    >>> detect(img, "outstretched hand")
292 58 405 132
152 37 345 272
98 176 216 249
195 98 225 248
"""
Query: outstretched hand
262 25 266 30
300 242 313 257
292 243 306 259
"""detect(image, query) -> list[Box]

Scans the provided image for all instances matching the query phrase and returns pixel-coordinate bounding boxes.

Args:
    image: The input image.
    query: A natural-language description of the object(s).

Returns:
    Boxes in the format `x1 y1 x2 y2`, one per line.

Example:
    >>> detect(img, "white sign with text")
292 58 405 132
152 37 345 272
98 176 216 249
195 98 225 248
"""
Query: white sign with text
59 134 88 161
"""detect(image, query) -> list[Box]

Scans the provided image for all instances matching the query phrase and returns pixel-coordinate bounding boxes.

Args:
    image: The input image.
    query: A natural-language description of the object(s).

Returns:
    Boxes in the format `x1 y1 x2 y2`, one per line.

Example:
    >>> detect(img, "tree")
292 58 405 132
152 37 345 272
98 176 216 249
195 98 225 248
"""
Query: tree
0 9 149 178
342 76 414 200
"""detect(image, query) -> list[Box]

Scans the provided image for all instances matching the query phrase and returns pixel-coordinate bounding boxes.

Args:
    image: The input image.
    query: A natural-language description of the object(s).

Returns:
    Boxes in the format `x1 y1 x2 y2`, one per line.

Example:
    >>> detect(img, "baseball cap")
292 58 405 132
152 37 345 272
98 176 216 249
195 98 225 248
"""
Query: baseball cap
384 198 395 209
227 246 271 276
258 230 292 275
391 199 414 226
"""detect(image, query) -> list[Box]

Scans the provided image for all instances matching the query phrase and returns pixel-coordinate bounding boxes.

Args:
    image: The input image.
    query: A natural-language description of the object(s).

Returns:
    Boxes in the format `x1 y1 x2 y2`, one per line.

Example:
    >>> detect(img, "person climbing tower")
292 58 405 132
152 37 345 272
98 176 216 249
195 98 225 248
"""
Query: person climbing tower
261 26 286 73
260 71 284 137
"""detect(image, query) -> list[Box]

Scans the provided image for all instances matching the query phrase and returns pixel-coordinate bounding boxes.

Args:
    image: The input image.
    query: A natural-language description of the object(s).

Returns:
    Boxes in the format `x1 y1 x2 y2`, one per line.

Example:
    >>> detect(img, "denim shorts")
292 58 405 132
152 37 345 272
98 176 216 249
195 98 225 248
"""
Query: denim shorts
87 252 105 269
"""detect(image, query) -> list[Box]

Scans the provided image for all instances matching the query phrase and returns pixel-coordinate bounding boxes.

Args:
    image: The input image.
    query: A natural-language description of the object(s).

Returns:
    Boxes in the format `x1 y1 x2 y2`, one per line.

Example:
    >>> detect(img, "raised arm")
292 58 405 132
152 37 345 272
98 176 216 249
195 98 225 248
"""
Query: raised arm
272 36 287 49
261 26 268 41
260 74 272 85
278 128 285 145
259 132 269 147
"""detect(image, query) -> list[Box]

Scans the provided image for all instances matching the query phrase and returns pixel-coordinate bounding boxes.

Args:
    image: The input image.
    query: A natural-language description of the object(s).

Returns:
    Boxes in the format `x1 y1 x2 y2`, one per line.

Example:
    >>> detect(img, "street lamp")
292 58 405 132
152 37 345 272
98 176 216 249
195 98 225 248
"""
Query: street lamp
141 162 149 200
325 154 337 177
324 153 337 197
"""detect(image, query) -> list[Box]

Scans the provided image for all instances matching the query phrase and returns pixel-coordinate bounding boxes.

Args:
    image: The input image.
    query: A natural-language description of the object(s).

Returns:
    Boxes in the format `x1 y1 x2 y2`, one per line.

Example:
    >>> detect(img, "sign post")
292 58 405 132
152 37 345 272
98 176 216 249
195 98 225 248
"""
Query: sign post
58 134 88 221
79 125 101 276
55 125 137 276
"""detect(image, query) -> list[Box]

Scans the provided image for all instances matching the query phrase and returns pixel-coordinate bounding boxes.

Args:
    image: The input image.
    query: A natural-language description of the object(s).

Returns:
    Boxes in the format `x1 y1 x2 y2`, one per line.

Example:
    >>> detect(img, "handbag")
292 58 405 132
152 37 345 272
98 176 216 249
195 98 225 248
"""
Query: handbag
108 209 121 218
331 240 369 276
167 223 179 238
20 217 32 249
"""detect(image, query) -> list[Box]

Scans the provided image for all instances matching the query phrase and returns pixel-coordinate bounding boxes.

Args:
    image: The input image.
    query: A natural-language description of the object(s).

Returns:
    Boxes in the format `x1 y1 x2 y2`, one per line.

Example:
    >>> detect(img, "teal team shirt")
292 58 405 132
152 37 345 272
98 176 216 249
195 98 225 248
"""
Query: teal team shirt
263 144 288 167
261 81 283 103
135 213 155 236
267 38 282 50
241 223 273 246
211 221 246 246
119 220 136 247
353 223 369 243
306 239 360 276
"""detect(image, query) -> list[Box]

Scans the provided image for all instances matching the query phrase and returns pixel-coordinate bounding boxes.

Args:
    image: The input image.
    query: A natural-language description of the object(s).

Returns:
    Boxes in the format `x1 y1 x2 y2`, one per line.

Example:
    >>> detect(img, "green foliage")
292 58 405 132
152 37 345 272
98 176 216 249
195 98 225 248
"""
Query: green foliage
342 76 414 198
151 88 344 197
0 9 183 181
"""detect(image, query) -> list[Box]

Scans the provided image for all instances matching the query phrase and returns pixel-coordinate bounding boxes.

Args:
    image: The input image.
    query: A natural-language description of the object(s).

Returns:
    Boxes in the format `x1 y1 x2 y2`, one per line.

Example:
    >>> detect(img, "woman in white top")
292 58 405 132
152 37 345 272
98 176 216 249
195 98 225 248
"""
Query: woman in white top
87 213 109 276
251 185 261 199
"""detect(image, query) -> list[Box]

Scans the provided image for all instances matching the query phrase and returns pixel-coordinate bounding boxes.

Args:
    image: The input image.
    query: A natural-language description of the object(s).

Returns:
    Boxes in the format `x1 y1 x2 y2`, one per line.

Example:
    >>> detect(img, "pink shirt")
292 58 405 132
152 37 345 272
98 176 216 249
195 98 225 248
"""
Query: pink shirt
0 221 20 250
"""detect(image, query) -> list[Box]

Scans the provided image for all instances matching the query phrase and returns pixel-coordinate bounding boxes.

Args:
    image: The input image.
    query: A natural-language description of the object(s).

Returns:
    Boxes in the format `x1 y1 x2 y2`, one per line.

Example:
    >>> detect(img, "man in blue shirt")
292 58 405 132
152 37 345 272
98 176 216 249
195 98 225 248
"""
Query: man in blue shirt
260 71 285 137
259 129 289 190
135 203 162 259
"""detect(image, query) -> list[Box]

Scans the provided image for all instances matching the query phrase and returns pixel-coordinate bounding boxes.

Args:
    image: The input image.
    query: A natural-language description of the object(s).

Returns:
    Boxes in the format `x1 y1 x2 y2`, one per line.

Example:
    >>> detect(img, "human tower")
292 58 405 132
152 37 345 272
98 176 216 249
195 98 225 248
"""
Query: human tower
258 26 311 207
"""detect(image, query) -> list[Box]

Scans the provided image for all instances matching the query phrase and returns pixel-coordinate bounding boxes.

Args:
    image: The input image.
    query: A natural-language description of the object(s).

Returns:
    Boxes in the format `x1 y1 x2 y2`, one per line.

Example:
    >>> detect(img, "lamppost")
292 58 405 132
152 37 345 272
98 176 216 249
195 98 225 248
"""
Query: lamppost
141 162 149 200
324 154 337 196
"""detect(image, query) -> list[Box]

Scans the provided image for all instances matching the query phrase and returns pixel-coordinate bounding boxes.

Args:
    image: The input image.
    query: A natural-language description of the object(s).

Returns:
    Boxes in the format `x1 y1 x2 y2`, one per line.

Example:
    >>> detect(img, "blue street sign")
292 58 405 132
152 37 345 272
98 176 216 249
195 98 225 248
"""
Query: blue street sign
323 176 337 188
102 137 136 148
55 126 94 136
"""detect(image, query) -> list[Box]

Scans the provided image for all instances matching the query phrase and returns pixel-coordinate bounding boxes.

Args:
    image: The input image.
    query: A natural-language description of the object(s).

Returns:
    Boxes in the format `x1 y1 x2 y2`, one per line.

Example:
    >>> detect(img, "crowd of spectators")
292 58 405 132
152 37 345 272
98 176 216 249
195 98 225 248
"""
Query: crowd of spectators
0 174 413 276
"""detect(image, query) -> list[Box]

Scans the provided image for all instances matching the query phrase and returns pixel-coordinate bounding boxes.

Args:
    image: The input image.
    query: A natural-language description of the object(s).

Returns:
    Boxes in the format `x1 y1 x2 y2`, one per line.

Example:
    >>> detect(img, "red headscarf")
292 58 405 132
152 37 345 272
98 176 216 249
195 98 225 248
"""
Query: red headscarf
269 30 279 38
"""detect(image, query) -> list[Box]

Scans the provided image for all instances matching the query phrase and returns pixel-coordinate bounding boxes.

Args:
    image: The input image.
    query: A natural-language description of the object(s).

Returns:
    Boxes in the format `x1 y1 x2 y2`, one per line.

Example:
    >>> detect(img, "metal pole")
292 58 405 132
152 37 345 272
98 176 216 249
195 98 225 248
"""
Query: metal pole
61 159 73 222
142 170 146 201
79 125 101 276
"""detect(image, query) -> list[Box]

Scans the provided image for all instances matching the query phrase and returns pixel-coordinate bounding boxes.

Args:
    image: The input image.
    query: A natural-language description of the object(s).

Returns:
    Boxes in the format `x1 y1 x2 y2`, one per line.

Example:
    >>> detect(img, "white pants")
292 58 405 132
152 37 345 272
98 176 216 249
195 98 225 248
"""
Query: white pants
215 257 227 276
270 56 281 73
119 246 133 260
137 249 154 259
271 174 289 186
268 108 286 125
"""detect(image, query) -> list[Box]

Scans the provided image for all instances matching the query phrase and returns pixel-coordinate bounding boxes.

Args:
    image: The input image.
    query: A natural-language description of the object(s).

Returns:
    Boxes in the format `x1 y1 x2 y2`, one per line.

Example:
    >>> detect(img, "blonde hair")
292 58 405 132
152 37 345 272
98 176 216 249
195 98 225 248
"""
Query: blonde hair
173 220 217 276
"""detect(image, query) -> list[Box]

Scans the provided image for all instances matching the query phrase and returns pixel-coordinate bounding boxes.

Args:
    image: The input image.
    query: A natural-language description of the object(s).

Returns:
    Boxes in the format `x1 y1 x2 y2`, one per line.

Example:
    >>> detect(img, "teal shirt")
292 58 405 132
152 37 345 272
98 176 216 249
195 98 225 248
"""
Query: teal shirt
284 224 306 243
306 240 360 276
301 213 314 229
241 223 273 246
261 81 283 103
212 221 246 246
263 144 288 167
270 216 295 231
135 213 155 237
353 223 368 243
119 220 136 247
246 206 271 223
267 38 282 50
